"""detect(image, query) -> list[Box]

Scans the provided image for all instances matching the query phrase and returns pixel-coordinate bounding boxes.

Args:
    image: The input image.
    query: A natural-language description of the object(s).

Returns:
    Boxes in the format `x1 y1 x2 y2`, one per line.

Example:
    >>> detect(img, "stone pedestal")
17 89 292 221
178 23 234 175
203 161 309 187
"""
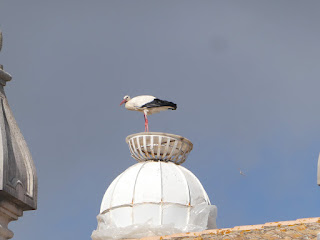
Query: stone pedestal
0 201 23 240
0 32 37 239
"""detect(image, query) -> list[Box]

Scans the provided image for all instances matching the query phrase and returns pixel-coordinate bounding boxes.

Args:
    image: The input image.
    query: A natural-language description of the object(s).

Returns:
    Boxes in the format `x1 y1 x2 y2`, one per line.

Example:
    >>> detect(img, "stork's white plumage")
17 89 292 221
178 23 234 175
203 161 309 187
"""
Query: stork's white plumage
120 95 177 132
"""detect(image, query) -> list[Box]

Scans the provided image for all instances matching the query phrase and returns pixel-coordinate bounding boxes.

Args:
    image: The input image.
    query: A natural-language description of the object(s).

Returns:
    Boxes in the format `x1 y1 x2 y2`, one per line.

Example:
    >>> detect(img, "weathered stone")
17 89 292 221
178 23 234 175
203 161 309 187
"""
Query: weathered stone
0 32 37 240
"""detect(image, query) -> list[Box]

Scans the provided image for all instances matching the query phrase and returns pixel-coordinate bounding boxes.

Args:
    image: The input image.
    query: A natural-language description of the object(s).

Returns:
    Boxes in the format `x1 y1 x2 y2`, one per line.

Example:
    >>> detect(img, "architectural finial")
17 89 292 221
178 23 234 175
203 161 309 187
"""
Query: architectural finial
126 132 193 164
0 31 12 85
92 132 217 239
0 30 37 240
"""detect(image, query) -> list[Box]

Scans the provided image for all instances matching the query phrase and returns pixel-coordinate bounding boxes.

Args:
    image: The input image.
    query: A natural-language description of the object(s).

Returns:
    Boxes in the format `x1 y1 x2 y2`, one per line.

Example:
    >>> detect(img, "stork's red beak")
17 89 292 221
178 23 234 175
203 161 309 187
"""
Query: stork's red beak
120 99 126 106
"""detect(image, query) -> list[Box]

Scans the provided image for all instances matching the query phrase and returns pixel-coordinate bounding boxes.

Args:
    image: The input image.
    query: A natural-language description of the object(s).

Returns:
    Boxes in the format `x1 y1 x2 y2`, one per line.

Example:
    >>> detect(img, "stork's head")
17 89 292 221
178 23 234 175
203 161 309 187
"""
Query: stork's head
120 95 130 106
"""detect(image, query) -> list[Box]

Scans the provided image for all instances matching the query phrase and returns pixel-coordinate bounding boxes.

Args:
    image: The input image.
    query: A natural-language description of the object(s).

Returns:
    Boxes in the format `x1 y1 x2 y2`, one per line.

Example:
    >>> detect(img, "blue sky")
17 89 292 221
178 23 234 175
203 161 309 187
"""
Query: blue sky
1 1 320 239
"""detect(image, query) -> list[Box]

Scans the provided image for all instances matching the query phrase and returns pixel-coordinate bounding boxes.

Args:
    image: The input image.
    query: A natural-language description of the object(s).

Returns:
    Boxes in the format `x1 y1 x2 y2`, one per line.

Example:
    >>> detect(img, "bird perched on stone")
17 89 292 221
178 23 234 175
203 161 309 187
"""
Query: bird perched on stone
120 95 177 132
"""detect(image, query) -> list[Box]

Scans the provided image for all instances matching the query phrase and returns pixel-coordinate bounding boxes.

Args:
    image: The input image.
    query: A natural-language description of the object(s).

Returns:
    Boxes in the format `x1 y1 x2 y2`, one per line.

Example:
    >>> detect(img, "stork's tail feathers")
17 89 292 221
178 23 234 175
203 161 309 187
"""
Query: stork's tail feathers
142 98 177 110
158 100 177 110
167 101 177 110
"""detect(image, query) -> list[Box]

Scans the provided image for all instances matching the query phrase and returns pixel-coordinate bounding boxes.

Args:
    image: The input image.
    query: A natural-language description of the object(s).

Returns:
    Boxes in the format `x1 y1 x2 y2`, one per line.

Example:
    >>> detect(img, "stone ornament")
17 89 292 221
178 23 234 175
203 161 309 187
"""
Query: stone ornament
126 132 193 164
0 30 37 240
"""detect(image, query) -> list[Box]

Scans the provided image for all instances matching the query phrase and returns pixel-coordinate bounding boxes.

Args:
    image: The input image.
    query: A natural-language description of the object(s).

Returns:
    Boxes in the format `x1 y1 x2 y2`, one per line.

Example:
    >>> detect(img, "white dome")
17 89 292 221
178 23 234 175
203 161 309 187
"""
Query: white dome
100 161 211 228
92 133 217 240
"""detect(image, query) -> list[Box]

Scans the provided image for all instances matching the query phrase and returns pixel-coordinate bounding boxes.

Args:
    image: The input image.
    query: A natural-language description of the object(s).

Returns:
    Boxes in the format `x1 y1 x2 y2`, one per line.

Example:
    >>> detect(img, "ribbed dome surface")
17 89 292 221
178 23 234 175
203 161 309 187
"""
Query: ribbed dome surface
100 161 211 228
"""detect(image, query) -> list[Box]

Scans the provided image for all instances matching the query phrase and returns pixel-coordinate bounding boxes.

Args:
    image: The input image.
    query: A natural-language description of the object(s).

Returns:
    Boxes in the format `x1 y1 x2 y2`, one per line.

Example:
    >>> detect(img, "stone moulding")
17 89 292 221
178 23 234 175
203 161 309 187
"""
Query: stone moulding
0 200 23 240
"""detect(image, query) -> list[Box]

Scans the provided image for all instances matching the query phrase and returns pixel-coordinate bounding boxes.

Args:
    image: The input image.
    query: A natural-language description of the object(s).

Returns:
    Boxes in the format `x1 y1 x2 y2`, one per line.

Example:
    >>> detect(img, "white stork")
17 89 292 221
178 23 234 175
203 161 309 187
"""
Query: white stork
120 95 177 132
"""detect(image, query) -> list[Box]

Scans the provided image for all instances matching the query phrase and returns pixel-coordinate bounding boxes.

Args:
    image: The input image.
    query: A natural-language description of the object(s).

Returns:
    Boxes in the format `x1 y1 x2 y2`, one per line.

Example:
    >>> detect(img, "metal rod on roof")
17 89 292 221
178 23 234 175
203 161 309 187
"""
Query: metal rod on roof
317 153 320 186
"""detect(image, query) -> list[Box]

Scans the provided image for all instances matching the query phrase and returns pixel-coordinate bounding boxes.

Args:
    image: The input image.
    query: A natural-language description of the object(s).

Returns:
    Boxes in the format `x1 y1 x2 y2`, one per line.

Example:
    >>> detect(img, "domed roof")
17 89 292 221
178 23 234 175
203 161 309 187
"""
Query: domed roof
100 161 211 228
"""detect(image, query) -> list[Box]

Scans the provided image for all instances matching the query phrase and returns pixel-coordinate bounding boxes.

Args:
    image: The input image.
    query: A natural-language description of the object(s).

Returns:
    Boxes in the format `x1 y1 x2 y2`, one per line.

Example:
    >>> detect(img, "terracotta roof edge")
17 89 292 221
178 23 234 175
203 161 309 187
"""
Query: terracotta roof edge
138 217 320 240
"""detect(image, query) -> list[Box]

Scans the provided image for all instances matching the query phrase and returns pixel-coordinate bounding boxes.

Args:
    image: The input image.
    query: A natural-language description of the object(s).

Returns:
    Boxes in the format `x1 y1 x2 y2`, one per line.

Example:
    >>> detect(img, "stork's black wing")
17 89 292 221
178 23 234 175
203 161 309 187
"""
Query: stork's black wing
142 98 177 110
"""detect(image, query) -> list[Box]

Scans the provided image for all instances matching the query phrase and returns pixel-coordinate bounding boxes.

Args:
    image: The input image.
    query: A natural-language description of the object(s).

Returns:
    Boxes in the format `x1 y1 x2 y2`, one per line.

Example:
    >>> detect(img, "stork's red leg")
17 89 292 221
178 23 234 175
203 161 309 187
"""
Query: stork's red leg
144 112 149 132
146 116 149 132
